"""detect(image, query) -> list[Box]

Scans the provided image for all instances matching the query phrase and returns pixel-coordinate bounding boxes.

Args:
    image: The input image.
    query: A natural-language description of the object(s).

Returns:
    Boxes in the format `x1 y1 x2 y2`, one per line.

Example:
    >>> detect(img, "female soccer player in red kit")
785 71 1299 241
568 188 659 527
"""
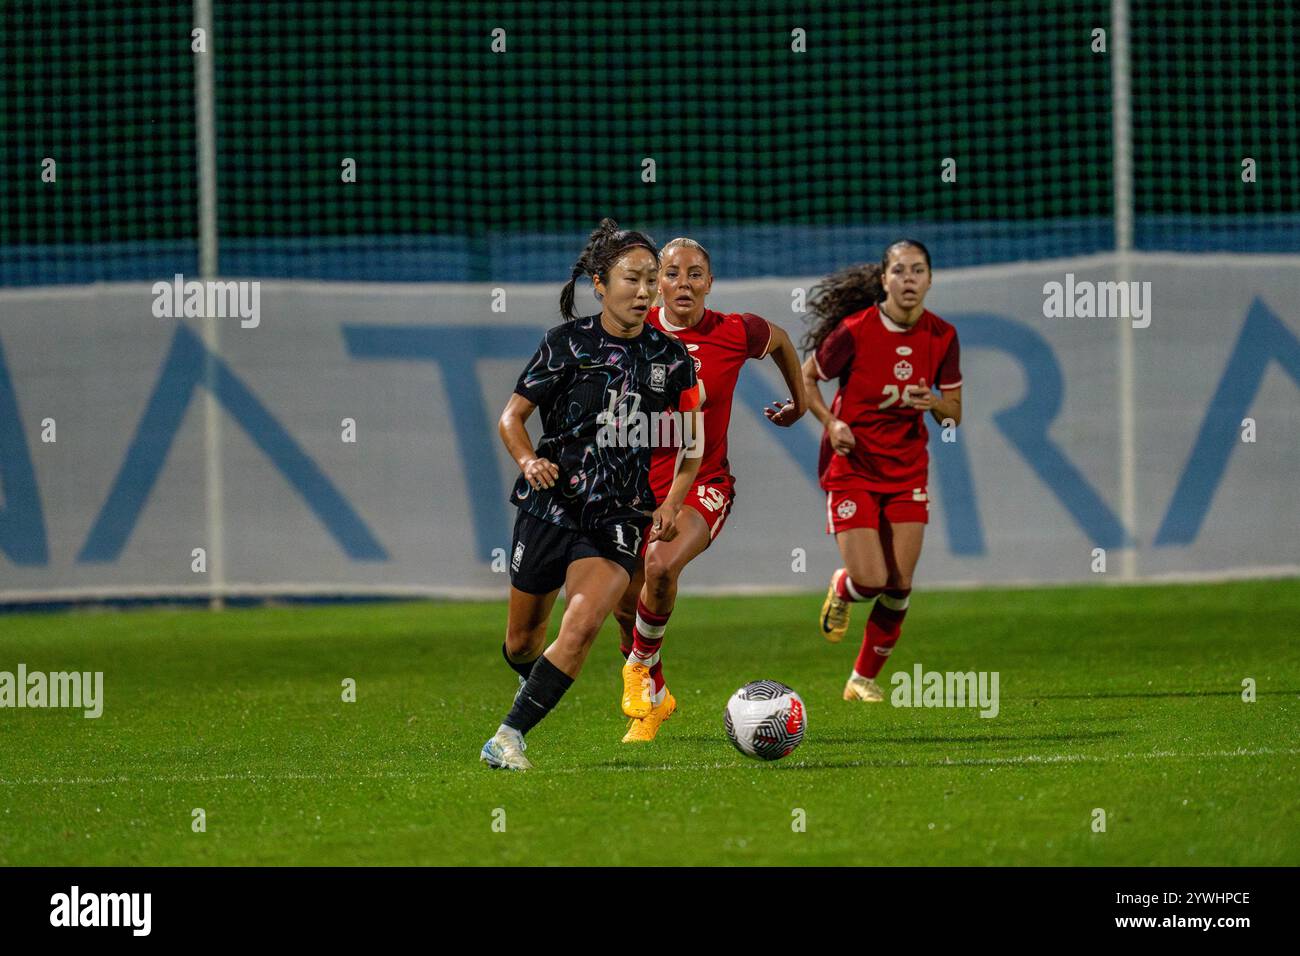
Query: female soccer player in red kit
801 240 963 702
613 237 808 741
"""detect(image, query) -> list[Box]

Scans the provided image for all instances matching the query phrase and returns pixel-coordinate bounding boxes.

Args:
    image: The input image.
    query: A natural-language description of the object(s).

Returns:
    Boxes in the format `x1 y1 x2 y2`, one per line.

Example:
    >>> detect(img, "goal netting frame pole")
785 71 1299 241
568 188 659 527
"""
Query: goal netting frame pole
1112 0 1138 581
194 0 226 609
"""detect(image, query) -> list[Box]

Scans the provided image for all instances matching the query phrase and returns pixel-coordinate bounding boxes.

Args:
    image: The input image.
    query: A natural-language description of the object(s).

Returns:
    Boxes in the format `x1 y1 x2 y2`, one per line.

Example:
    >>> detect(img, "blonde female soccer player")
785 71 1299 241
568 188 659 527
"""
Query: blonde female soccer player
613 237 807 741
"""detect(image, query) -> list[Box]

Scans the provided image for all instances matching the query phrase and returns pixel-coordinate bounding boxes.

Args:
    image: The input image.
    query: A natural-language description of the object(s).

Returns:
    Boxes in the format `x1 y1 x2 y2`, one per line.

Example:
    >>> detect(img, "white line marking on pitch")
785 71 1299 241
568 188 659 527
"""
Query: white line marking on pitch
0 746 1295 786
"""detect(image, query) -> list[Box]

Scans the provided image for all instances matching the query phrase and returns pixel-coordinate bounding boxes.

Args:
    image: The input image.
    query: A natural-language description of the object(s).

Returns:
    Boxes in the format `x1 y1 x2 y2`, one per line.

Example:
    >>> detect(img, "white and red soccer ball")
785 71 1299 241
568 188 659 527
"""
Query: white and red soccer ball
724 680 806 760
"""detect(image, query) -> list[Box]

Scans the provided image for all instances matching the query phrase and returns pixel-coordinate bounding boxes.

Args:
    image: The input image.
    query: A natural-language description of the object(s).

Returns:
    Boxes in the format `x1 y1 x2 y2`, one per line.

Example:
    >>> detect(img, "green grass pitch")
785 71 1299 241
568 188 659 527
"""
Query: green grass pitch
1 579 1296 866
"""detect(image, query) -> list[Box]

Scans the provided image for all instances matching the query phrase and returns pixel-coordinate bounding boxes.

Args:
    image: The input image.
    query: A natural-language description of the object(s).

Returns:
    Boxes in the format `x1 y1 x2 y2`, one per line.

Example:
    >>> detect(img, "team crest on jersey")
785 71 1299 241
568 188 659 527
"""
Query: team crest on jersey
649 364 667 391
896 345 913 355
836 499 857 520
894 359 913 381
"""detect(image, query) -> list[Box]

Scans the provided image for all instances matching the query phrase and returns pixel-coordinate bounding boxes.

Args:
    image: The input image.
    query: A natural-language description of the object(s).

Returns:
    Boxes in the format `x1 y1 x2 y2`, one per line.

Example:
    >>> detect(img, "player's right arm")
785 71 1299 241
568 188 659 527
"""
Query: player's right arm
801 355 854 456
803 320 858 455
499 393 559 490
649 363 705 541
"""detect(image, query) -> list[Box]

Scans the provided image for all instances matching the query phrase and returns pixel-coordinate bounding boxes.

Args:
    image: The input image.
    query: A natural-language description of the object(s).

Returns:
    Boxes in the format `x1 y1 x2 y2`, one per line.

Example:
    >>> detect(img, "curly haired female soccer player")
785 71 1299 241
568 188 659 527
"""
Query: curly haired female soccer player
612 236 808 741
479 219 703 770
800 240 963 702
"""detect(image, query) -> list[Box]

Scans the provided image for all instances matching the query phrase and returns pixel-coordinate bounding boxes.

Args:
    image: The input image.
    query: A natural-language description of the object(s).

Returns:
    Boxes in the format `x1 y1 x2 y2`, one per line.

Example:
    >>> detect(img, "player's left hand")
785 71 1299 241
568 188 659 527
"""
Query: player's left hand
763 398 803 427
903 379 935 411
649 502 681 543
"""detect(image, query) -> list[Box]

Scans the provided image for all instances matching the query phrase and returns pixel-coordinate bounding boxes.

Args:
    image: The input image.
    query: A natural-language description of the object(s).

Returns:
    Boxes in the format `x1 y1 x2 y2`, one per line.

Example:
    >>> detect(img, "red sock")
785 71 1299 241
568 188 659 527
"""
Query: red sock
854 588 911 678
835 569 881 604
619 635 633 659
631 597 669 664
650 660 666 695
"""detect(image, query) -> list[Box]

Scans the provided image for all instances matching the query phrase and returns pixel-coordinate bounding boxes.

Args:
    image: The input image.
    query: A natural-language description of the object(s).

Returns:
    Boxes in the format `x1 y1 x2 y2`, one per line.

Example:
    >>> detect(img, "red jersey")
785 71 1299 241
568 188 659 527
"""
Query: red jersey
647 306 771 502
814 305 962 492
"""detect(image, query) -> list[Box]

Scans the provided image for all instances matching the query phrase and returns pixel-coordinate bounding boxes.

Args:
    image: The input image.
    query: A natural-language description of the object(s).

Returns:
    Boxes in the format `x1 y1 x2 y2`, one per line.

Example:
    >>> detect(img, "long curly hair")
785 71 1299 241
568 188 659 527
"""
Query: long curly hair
559 218 659 320
801 239 932 354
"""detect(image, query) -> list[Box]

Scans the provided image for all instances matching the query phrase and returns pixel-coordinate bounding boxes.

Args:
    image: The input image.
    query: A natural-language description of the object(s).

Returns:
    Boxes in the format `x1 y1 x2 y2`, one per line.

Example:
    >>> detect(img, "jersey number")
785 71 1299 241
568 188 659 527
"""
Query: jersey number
879 385 903 409
879 384 923 409
695 486 728 512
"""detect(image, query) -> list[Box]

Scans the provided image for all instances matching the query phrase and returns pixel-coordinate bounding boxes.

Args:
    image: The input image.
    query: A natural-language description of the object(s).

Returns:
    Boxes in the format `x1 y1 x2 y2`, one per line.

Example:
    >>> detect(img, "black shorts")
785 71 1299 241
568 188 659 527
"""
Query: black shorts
509 510 646 595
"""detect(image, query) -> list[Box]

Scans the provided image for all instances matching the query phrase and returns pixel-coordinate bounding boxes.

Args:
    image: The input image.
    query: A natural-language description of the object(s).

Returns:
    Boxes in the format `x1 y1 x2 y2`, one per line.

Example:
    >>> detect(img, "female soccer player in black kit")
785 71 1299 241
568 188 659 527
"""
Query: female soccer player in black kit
481 219 703 770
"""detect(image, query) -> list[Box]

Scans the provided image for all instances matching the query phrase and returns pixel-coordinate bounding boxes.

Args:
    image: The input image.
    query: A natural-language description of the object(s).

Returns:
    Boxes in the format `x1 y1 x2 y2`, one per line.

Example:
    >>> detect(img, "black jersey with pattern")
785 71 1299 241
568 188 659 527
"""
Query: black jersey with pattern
511 314 699 531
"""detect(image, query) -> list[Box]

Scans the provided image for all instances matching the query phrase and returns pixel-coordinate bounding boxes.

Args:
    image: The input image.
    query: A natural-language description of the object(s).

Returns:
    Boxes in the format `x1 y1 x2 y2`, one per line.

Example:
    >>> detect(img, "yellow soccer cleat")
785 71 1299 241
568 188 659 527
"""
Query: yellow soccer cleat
843 674 884 702
621 658 654 718
820 569 852 643
622 691 677 743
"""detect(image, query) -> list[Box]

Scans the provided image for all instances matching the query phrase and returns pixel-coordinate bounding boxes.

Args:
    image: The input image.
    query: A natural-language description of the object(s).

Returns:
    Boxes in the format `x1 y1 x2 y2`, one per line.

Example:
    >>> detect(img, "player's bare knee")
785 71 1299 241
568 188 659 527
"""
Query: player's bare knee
644 553 679 598
846 564 887 591
505 624 545 659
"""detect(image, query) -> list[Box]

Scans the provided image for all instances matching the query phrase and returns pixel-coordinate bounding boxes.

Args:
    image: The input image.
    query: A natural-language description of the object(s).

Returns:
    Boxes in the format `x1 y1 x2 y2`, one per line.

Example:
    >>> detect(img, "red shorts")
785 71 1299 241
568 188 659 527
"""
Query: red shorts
825 486 929 534
654 475 735 544
684 479 734 542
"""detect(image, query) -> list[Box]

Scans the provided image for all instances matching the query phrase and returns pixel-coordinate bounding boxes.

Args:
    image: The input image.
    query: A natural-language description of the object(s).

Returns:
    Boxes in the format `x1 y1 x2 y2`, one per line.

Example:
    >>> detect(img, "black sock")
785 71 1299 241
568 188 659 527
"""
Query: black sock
502 642 539 680
503 655 574 735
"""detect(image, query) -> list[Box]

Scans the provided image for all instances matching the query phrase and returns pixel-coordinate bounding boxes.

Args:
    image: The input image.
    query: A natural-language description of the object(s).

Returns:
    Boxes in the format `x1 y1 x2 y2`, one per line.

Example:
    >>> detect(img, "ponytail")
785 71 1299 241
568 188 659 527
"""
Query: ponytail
801 263 885 354
559 218 659 320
